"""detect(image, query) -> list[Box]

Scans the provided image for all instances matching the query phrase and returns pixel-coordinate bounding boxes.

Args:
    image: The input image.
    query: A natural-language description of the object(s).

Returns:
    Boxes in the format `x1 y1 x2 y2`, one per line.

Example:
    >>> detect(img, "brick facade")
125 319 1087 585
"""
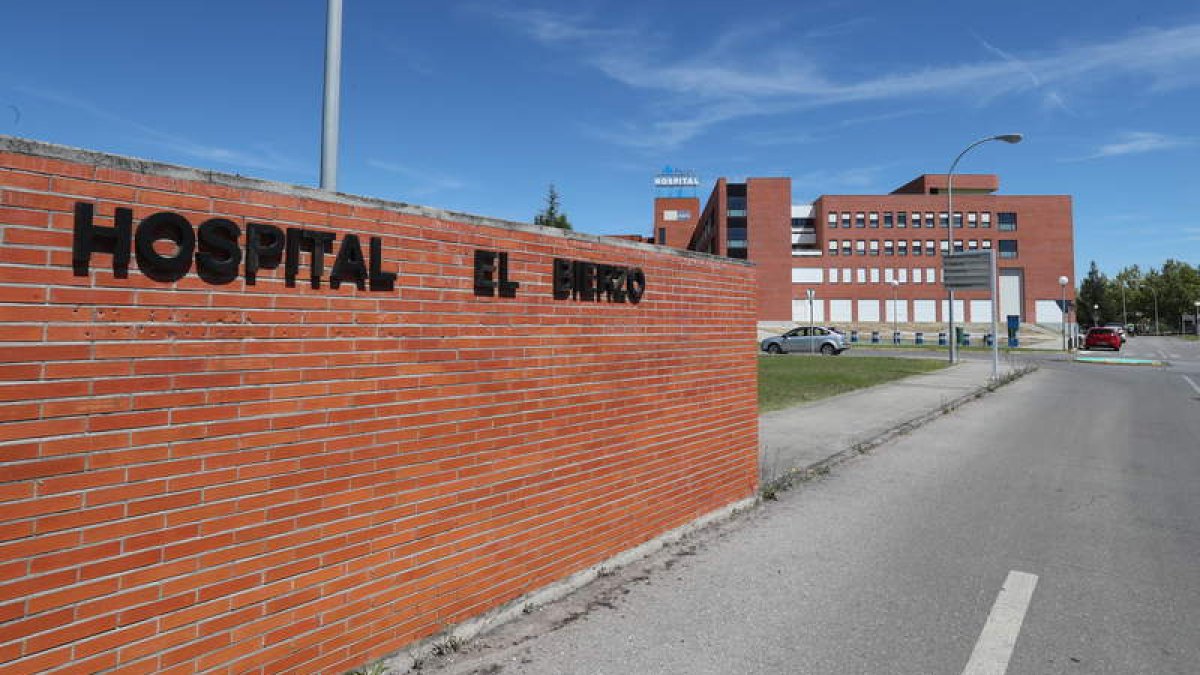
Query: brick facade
0 139 758 674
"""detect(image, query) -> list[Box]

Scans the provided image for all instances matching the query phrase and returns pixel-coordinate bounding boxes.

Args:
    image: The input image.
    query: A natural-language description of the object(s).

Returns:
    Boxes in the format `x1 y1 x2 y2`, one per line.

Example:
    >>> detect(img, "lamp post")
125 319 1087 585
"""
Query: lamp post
1093 304 1099 328
320 0 343 191
1142 283 1160 335
1058 275 1069 351
1194 300 1199 336
946 133 1022 364
1120 281 1128 330
807 288 816 354
890 280 900 344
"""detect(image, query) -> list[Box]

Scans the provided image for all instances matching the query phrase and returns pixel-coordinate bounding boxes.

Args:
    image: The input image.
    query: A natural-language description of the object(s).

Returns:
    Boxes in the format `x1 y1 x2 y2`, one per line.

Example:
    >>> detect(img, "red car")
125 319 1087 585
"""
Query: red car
1084 327 1122 351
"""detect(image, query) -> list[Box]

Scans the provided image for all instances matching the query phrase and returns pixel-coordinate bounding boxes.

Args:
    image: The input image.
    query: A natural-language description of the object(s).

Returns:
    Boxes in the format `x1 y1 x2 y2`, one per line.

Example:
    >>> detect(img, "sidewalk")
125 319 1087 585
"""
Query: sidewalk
760 357 1002 487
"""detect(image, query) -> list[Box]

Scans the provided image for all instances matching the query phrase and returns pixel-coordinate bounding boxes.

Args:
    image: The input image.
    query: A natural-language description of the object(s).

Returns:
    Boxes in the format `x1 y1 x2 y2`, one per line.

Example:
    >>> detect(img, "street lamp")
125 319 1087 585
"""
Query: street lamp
1058 275 1069 351
1141 282 1160 335
890 279 900 344
1194 300 1199 336
946 133 1022 364
1093 304 1099 328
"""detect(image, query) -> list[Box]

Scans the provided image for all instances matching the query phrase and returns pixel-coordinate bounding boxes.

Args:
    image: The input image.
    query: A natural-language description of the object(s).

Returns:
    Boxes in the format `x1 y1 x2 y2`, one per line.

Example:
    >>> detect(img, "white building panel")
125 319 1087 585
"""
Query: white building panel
792 299 826 323
1000 272 1023 320
940 299 966 322
969 300 993 324
914 300 937 322
791 267 823 283
1035 300 1064 324
856 269 866 283
858 300 881 322
829 299 853 322
885 299 909 323
870 268 880 283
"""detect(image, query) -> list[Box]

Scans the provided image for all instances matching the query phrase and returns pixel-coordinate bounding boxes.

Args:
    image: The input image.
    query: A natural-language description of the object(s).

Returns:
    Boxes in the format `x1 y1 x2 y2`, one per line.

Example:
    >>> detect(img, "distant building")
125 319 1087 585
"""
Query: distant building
653 174 1075 326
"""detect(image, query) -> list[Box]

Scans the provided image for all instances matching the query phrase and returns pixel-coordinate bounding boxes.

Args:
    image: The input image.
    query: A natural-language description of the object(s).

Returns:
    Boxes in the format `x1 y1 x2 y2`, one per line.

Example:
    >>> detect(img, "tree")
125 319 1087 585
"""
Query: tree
1077 261 1107 327
534 184 572 230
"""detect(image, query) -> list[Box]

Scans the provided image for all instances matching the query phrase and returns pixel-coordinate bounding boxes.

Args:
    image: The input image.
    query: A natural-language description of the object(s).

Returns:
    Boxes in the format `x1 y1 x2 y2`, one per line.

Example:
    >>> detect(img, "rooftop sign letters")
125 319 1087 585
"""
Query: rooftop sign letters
653 166 699 188
71 202 646 304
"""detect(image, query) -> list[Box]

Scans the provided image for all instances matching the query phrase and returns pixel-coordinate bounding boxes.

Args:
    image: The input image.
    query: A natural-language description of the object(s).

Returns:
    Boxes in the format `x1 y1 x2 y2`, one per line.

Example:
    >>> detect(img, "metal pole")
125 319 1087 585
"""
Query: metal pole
320 0 343 191
1121 282 1127 329
943 134 1021 365
1061 282 1067 351
808 289 815 355
892 285 898 343
990 249 999 379
947 171 955 364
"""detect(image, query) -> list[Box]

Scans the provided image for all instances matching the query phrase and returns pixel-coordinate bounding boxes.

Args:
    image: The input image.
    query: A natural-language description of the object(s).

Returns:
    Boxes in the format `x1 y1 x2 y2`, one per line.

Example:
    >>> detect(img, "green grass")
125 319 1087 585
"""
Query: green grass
758 355 947 412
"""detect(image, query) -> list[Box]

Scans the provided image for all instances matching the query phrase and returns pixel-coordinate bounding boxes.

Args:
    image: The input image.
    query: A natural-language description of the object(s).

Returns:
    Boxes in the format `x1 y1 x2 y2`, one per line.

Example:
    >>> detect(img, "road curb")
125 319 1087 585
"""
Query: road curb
760 363 1039 499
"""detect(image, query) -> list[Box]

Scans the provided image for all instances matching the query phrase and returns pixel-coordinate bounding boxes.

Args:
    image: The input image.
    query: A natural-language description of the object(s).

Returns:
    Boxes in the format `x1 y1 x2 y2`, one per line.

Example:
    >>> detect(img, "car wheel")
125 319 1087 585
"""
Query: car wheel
820 343 836 356
767 343 783 355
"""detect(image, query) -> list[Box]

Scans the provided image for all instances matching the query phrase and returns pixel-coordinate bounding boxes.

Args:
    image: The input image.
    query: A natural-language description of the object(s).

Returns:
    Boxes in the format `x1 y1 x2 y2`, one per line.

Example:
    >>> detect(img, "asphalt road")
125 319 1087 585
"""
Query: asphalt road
427 337 1200 675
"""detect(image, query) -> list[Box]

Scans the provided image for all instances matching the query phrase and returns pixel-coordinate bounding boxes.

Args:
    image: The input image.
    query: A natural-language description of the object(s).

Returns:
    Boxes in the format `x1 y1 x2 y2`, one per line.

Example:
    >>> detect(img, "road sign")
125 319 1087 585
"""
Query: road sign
943 251 994 290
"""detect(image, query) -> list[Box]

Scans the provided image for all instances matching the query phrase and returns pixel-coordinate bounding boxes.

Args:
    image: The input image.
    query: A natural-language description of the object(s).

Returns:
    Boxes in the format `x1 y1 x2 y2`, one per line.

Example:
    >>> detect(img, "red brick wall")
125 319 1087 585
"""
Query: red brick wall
0 140 758 674
651 196 699 249
746 179 793 321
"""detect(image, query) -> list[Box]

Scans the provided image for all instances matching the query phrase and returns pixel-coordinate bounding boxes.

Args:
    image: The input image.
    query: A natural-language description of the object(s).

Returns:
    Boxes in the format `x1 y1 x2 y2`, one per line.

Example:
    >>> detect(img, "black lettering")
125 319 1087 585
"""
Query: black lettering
284 228 303 287
245 222 284 285
608 266 628 303
368 237 396 292
552 258 573 299
626 267 646 303
330 234 368 290
474 249 497 297
195 218 241 285
135 212 194 282
301 230 336 289
574 261 597 301
72 202 131 277
497 252 519 298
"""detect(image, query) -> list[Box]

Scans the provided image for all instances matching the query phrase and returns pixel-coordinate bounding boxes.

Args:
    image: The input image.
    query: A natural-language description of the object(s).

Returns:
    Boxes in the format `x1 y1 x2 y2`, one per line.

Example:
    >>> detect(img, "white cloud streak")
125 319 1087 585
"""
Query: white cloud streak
366 159 466 197
489 10 1200 149
1083 131 1191 159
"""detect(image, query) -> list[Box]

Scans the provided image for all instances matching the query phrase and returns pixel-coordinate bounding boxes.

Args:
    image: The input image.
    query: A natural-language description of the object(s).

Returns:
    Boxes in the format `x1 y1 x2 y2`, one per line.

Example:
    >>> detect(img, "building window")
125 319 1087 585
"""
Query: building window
828 212 838 228
841 212 851 228
856 269 866 283
898 240 908 256
869 212 879 228
898 268 908 283
842 268 851 283
998 239 1018 258
968 240 978 250
925 240 936 256
939 212 949 228
911 240 922 256
998 212 1017 231
842 241 852 256
968 212 978 228
940 240 950 254
897 212 907 228
913 268 923 283
828 268 838 283
981 212 992 228
727 196 747 217
855 240 866 255
869 240 880 256
925 212 935 228
658 227 667 244
884 268 895 283
884 240 894 256
884 212 894 228
911 212 921 228
855 212 866 228
953 212 963 228
828 239 839 255
982 240 993 249
928 267 938 283
953 241 964 253
870 268 880 283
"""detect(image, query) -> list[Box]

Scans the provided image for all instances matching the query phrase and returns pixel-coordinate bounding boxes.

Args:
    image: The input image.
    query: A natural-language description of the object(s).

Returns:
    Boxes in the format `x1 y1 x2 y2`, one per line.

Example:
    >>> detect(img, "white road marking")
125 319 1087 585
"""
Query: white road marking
1183 375 1200 396
962 570 1039 675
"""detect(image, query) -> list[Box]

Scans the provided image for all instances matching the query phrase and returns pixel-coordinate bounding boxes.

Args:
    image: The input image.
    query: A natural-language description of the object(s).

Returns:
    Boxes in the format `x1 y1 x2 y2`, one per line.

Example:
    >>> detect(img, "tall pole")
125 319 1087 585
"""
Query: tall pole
1121 281 1127 329
1058 276 1068 351
989 249 999 379
808 289 815 355
1194 301 1199 336
1144 283 1160 335
891 280 899 344
944 134 1022 365
320 0 343 191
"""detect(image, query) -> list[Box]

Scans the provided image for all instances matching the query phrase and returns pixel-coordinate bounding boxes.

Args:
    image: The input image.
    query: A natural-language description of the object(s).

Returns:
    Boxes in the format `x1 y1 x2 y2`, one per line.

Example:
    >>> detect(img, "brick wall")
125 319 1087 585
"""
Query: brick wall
0 138 758 674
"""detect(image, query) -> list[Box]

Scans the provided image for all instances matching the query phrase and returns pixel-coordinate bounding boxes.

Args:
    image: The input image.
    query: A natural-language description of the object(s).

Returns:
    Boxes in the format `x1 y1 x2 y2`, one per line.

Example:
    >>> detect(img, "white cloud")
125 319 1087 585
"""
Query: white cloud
366 159 466 197
489 11 1200 149
1087 131 1191 159
15 86 303 174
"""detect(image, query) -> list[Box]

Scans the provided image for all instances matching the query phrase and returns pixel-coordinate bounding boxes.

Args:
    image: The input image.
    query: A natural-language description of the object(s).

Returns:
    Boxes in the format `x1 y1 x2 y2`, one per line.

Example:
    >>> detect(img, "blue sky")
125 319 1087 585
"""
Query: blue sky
2 1 1197 279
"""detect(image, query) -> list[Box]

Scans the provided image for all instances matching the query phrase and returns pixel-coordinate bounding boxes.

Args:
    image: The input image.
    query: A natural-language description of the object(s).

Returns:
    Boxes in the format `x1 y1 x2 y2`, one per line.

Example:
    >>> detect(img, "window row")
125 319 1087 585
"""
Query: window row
822 268 942 284
825 239 1019 257
827 211 1017 230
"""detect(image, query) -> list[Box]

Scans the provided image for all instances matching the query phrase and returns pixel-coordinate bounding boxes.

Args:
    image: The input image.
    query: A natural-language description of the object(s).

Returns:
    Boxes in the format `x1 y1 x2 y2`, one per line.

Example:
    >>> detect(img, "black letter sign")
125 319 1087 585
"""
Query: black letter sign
72 202 132 277
135 212 195 282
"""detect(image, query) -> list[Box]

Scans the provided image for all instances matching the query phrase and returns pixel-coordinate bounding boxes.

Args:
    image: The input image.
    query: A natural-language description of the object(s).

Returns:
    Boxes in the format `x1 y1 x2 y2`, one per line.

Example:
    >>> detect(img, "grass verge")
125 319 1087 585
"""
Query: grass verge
758 355 947 413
